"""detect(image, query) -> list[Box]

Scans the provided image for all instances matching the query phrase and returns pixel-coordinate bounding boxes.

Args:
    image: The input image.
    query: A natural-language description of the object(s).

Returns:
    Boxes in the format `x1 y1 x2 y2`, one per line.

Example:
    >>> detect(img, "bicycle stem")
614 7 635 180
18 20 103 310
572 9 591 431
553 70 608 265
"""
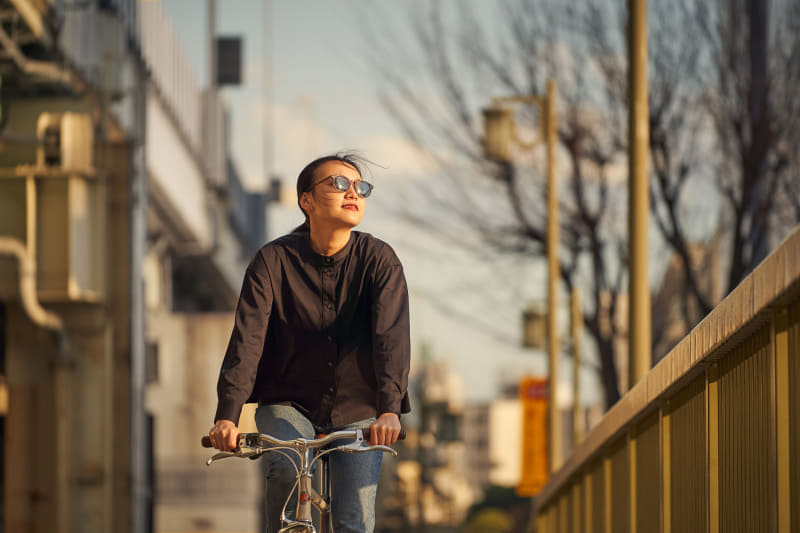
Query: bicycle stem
295 447 315 524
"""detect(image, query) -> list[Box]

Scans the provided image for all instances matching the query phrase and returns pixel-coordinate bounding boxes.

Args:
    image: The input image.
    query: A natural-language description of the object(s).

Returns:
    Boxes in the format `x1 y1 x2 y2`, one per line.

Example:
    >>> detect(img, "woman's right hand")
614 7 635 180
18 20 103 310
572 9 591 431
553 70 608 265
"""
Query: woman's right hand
208 419 239 451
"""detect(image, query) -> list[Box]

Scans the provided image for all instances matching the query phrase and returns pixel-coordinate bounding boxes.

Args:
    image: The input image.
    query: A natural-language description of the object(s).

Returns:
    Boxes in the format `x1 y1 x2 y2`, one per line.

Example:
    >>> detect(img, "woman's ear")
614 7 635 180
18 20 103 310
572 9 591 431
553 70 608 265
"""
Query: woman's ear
299 191 313 213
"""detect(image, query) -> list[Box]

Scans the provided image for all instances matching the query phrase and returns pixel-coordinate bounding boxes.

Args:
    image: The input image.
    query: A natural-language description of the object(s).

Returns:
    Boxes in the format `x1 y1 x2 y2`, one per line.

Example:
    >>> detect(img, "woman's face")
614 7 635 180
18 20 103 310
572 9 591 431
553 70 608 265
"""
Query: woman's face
300 160 366 231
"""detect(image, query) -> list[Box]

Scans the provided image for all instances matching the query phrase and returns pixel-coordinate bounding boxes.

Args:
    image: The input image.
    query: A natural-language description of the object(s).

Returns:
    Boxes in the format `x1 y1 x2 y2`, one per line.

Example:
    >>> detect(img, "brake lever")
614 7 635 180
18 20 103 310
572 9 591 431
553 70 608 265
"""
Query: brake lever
336 443 398 456
205 446 264 466
336 430 398 457
368 445 398 457
206 451 237 466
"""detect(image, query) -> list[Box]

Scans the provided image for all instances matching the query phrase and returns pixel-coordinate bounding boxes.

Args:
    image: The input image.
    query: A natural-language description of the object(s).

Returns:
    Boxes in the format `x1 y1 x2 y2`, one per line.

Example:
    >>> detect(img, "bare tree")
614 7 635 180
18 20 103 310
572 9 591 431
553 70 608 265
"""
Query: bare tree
366 1 629 407
364 0 800 408
702 0 800 288
642 0 800 341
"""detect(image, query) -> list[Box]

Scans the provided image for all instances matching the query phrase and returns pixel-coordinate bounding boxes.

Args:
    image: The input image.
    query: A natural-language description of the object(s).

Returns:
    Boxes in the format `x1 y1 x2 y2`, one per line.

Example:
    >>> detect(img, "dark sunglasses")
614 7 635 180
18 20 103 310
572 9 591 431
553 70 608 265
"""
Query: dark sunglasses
313 175 374 198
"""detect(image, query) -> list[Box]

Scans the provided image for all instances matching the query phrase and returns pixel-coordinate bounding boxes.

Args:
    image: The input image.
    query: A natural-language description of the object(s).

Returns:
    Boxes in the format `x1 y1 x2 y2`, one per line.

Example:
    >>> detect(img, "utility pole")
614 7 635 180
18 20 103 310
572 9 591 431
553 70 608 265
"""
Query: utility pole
481 80 560 471
545 79 561 473
628 0 651 388
208 0 217 89
572 288 584 445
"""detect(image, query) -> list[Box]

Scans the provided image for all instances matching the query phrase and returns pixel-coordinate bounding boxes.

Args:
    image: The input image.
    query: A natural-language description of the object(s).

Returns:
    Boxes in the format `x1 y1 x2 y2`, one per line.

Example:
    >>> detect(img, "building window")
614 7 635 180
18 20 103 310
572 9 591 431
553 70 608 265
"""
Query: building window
146 342 159 384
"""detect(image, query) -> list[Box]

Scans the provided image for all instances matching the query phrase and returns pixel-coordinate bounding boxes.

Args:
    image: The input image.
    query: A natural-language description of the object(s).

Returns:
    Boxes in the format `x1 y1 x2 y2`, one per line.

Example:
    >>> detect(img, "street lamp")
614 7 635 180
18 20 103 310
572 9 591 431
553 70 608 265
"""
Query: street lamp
482 97 544 163
482 80 562 473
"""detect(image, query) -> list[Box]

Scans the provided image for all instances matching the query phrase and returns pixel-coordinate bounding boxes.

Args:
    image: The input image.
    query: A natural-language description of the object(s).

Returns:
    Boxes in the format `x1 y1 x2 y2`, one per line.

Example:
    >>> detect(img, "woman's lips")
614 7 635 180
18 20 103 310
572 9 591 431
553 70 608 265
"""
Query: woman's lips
342 204 358 211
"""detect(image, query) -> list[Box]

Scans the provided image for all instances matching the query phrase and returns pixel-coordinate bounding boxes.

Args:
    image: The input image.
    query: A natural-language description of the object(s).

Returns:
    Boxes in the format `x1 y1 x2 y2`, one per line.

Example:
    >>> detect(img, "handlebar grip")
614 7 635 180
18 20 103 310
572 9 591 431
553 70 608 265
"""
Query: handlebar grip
362 427 406 441
201 436 213 448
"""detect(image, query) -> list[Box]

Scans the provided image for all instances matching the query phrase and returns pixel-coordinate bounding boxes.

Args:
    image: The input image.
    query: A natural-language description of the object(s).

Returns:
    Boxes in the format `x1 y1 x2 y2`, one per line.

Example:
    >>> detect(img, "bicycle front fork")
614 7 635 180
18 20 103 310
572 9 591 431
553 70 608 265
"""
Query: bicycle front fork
292 451 331 531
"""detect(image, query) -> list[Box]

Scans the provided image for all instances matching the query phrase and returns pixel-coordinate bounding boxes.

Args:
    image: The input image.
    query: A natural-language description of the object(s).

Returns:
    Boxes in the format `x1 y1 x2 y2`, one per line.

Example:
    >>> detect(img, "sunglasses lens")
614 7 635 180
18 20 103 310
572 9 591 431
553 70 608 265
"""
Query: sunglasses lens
355 181 372 198
329 175 373 197
332 175 351 192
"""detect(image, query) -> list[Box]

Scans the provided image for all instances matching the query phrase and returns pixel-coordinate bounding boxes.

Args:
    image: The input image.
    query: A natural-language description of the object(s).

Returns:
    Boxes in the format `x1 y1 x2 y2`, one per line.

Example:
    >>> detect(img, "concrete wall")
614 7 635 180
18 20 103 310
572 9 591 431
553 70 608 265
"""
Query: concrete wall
1 137 134 533
146 311 260 533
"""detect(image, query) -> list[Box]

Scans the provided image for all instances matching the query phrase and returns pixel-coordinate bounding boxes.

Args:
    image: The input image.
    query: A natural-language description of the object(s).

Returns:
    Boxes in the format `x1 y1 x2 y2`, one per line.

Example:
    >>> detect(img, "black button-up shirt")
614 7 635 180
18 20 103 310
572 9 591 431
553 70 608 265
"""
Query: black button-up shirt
215 230 411 428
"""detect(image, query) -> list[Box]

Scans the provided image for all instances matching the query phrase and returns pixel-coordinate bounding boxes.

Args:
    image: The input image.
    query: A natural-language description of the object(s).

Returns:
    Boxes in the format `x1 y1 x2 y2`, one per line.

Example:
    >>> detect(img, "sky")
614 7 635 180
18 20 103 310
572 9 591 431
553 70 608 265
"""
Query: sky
160 0 602 407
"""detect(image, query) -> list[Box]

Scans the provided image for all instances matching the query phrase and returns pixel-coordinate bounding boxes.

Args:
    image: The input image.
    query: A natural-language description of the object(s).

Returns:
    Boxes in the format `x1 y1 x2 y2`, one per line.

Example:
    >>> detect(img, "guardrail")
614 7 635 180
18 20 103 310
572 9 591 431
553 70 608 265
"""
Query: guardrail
533 225 800 533
138 0 203 155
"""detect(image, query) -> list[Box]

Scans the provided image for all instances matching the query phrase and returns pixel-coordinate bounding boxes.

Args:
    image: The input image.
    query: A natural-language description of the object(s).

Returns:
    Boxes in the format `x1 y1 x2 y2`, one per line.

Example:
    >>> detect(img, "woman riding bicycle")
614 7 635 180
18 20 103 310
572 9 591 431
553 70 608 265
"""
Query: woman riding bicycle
208 152 411 533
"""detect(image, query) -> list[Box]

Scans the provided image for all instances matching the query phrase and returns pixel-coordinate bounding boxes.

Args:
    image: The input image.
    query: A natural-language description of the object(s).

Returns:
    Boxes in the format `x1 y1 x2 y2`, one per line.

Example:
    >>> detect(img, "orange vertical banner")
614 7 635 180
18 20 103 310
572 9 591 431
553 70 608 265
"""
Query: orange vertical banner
517 376 549 496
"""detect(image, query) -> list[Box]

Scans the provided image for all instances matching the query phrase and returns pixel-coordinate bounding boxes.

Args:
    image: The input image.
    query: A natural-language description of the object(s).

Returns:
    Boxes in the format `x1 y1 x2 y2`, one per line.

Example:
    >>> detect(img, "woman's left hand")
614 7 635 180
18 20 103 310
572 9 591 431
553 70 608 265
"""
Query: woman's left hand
368 413 401 446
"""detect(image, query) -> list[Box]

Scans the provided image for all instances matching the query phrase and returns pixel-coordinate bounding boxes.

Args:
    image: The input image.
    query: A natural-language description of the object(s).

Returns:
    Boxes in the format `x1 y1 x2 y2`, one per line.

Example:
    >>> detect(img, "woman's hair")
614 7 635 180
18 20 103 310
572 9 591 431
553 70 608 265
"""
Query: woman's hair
291 151 371 233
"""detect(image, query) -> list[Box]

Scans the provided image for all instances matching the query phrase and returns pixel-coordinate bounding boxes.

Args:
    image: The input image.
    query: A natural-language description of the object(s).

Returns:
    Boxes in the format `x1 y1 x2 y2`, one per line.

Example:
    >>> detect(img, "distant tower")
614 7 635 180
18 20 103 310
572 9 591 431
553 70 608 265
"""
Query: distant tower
262 0 274 188
295 94 318 158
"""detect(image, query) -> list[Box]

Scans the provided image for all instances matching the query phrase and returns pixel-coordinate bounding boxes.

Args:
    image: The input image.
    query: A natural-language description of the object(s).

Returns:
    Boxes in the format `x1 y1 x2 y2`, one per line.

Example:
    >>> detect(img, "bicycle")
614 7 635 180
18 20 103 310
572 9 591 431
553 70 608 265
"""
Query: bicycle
201 427 405 533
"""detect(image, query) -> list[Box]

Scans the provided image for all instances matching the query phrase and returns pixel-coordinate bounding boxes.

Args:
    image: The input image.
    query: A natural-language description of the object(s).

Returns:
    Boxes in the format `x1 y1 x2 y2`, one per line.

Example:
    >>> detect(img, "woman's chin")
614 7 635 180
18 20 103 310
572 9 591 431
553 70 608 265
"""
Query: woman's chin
339 212 364 227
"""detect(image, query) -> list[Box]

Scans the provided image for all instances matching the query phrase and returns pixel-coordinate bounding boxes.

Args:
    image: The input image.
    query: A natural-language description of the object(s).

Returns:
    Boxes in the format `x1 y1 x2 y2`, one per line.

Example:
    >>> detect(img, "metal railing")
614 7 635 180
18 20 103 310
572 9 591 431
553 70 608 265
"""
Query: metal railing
138 0 203 156
533 225 800 533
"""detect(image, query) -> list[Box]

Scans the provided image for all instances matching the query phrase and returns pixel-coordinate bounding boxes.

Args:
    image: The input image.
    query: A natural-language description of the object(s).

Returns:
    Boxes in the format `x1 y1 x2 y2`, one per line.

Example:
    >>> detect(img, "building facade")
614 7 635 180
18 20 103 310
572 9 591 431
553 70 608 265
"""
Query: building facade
0 1 267 532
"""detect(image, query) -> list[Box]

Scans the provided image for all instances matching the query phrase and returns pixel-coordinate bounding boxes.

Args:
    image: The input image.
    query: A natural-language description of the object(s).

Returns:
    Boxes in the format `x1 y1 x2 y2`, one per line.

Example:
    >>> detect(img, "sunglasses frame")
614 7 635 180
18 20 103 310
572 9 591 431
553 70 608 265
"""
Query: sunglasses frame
312 174 373 198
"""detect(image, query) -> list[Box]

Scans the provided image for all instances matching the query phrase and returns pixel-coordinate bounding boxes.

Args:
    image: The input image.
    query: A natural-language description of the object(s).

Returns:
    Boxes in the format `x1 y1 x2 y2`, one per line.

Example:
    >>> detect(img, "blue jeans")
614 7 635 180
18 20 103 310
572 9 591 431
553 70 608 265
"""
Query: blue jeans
254 404 383 533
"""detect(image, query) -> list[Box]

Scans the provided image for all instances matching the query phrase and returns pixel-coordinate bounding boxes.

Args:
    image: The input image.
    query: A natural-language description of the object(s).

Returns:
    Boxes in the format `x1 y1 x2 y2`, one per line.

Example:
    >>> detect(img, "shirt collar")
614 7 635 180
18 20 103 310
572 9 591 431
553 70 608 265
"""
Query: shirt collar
303 231 356 267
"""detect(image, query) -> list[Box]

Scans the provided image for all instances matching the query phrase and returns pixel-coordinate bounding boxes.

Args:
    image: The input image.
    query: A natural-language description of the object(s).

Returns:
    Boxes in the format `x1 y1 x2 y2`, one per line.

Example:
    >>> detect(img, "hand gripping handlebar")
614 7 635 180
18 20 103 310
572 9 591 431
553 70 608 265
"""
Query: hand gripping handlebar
201 427 406 466
201 427 406 449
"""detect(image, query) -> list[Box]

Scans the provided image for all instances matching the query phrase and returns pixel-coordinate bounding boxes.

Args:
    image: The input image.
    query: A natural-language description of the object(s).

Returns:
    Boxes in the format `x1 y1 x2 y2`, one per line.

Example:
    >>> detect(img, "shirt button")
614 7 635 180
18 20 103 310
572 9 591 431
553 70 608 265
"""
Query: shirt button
328 361 334 367
328 387 334 392
327 336 334 342
326 303 334 310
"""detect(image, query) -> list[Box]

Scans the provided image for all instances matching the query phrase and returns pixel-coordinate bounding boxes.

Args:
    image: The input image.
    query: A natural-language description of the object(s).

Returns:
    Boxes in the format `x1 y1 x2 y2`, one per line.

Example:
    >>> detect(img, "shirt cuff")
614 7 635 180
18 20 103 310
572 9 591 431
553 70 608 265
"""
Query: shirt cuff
377 395 402 417
215 399 243 426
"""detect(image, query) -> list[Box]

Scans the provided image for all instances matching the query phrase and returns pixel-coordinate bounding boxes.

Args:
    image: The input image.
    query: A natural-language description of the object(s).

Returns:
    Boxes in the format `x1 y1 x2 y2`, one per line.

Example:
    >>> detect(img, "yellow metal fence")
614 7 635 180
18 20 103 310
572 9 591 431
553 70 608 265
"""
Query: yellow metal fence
534 226 800 533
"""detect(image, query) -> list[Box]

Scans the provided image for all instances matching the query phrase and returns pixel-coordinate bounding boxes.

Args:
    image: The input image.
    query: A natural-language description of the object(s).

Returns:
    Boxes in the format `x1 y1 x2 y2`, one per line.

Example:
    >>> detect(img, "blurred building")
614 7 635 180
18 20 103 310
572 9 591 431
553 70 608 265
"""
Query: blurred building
461 404 491 490
487 398 522 488
377 355 477 531
0 1 270 532
460 378 602 500
461 386 527 493
651 234 724 362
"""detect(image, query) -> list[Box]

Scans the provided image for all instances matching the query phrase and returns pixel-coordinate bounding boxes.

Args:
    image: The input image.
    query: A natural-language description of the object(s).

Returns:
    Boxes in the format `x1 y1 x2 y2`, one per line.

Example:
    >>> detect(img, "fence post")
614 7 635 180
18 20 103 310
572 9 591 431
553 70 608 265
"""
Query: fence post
775 308 791 533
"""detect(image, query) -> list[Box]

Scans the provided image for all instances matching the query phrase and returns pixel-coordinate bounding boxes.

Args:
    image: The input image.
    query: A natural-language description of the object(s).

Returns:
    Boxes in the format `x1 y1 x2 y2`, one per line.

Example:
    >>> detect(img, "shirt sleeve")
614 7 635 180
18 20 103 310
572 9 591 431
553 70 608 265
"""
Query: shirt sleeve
214 253 273 425
371 248 411 416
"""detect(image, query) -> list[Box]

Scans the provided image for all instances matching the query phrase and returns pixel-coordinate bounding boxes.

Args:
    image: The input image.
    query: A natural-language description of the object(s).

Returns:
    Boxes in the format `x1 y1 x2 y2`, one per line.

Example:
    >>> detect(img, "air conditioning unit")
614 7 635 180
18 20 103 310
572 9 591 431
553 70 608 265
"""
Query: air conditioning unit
0 112 105 302
36 112 94 170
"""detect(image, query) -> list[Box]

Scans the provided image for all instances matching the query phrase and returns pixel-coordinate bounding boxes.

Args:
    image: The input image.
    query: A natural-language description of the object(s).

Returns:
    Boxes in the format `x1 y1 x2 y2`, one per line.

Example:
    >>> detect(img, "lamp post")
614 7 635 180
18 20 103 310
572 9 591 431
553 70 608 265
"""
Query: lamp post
483 80 562 473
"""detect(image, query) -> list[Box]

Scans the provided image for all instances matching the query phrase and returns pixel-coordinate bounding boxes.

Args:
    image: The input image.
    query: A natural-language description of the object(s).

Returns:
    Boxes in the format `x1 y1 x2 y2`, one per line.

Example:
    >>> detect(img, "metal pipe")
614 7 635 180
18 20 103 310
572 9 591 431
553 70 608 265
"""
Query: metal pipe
7 0 53 48
129 61 149 533
0 237 63 332
0 165 99 179
628 0 652 388
0 24 70 84
25 174 36 260
0 236 69 533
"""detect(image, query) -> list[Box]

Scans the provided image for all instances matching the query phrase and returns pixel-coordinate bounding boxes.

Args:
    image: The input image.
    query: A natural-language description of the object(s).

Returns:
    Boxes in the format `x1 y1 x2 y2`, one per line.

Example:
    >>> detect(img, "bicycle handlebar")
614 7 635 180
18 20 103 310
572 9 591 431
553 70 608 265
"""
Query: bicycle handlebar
201 427 405 449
